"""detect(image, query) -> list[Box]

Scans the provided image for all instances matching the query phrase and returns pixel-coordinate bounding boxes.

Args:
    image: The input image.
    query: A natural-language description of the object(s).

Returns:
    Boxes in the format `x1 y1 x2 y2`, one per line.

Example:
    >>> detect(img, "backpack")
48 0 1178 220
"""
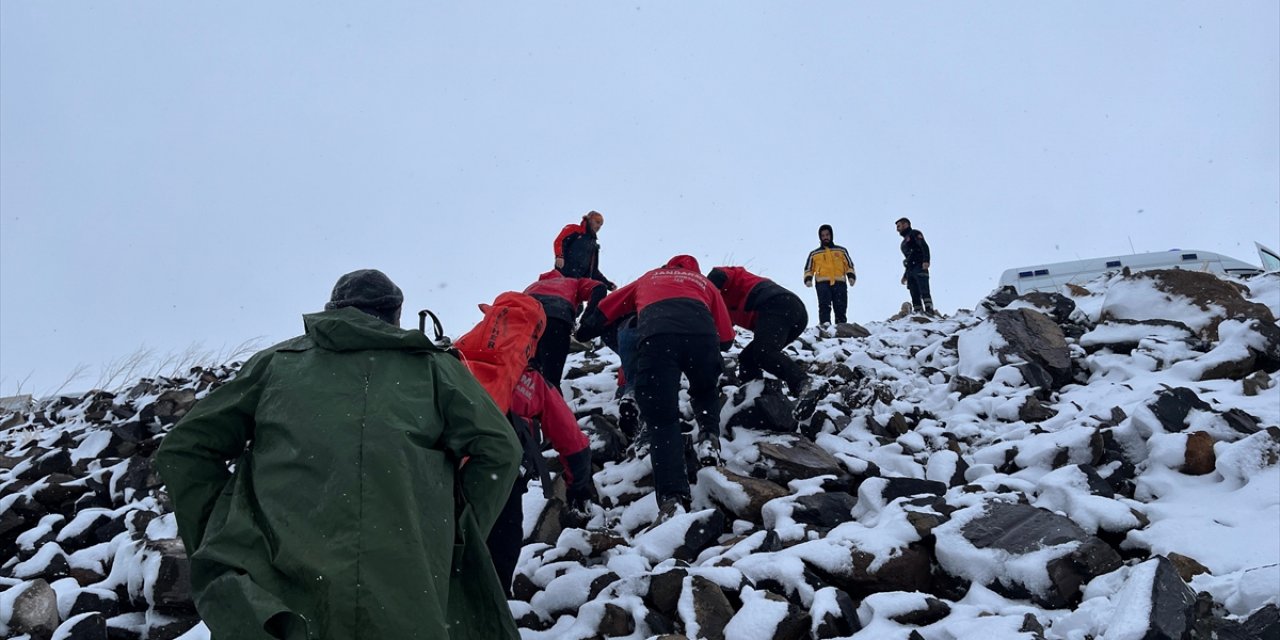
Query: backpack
453 292 547 414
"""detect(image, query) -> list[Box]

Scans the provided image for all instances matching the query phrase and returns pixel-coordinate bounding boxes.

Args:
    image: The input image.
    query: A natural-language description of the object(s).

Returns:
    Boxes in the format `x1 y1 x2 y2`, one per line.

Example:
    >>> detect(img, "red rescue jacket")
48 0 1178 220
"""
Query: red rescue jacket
596 255 735 345
509 368 590 482
523 271 607 324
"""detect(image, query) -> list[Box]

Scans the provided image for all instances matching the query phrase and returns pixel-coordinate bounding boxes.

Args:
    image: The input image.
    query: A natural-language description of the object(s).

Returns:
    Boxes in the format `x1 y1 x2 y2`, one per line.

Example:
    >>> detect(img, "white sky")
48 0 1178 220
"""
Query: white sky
2 2 1277 396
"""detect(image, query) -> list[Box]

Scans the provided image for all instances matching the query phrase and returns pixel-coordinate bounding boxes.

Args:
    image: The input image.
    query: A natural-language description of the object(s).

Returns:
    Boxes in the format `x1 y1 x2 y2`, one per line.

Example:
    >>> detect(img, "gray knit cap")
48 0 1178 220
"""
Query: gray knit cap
325 269 404 323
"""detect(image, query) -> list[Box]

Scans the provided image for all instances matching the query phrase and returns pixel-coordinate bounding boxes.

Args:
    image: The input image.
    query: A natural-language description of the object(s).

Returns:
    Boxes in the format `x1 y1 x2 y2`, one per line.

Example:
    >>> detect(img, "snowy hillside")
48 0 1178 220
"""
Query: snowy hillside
1 268 1278 640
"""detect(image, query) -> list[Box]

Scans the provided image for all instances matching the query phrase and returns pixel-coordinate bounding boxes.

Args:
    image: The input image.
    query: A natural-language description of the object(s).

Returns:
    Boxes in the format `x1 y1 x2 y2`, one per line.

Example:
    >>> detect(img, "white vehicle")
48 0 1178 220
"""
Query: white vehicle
998 243 1278 294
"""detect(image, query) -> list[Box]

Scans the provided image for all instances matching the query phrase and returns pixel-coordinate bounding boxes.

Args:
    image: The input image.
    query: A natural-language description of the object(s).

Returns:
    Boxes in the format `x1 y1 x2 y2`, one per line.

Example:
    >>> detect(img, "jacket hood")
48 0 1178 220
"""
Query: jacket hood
665 255 701 272
819 224 834 245
537 270 564 281
303 307 437 352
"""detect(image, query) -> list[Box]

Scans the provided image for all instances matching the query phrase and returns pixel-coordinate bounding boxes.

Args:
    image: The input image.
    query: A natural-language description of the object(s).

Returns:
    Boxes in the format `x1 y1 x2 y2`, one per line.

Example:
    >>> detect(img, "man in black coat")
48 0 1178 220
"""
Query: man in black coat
896 217 934 315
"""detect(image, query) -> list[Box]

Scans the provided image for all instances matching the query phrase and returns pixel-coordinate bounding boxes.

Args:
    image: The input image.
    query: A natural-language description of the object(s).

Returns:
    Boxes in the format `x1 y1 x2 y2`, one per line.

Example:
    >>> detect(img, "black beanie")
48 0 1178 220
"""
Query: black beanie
325 269 404 324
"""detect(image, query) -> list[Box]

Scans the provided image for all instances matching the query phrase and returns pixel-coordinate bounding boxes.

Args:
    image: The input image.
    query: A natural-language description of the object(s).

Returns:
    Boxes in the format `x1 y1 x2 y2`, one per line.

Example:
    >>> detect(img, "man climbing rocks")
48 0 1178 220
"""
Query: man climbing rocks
707 265 827 420
577 255 734 515
523 270 608 389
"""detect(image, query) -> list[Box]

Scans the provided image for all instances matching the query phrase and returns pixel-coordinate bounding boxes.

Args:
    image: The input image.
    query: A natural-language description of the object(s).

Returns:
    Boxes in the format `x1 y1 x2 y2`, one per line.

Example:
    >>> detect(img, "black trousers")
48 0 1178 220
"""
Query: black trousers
739 294 809 393
485 473 530 598
905 267 933 311
533 317 573 389
634 333 722 503
815 281 848 324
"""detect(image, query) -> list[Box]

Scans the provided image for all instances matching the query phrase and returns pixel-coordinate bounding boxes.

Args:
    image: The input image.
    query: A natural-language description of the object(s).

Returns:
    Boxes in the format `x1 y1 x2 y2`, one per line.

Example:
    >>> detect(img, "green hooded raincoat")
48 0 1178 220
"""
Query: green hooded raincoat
156 308 522 640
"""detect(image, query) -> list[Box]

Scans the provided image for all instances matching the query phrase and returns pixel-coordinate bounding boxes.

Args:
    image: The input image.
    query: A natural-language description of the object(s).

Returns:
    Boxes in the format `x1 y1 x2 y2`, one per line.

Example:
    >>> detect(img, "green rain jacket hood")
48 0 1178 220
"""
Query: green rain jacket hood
156 308 522 640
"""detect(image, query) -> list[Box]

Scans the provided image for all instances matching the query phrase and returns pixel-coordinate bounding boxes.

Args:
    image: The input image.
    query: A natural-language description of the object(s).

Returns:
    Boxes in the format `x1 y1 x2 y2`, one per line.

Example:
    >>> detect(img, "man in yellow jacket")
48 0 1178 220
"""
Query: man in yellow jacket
803 224 856 325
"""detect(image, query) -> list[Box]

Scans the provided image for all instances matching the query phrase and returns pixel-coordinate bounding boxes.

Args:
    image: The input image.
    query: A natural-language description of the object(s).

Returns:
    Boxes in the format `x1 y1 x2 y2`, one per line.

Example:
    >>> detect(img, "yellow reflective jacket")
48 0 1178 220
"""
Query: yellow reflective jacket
804 244 856 283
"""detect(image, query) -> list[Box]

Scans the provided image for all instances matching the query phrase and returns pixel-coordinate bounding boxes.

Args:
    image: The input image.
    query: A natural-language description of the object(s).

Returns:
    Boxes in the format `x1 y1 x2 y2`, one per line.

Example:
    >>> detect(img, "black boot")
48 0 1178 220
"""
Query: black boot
792 379 829 421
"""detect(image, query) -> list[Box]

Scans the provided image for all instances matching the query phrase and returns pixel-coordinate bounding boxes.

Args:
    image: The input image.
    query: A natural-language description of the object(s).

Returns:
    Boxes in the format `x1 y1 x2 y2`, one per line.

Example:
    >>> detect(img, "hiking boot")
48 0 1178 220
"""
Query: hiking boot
792 380 828 421
618 396 640 438
654 495 691 525
693 432 722 467
627 423 651 459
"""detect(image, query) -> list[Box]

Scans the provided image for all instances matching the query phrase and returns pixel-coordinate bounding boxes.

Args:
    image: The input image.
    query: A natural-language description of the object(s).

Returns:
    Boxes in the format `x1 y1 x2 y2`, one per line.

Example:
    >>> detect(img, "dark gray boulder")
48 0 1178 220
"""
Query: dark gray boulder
596 602 635 637
880 478 948 504
813 588 862 639
53 611 108 640
890 596 952 626
790 492 857 530
8 579 60 639
1148 387 1211 433
756 438 847 484
138 389 198 428
959 501 1122 608
701 468 789 524
146 538 194 611
992 309 1073 389
811 544 934 600
725 381 798 434
683 575 735 640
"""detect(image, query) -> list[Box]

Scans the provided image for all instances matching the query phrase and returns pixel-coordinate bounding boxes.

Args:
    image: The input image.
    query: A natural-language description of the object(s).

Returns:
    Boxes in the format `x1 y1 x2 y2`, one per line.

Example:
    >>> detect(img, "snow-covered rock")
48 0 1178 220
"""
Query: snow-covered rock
2 271 1277 639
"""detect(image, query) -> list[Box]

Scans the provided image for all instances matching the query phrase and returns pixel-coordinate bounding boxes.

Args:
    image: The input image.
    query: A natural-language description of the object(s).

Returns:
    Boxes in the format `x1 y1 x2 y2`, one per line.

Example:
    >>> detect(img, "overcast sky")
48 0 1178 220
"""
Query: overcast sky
2 2 1277 397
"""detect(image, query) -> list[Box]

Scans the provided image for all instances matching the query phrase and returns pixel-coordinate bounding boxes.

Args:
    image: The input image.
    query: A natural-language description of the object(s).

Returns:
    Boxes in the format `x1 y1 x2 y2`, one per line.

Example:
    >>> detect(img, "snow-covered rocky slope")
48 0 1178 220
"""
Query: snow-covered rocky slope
2 268 1278 640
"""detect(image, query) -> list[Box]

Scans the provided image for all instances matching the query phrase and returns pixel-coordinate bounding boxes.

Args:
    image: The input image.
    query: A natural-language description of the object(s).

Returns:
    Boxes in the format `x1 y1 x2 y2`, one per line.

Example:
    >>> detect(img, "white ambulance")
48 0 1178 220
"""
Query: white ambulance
998 243 1279 294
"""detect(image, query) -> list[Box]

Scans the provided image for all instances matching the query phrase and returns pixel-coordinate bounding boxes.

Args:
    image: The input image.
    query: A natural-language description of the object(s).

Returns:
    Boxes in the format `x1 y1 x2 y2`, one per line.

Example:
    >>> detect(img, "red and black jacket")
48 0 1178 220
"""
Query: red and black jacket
523 270 608 325
509 367 591 488
706 266 794 330
553 222 611 286
578 255 735 348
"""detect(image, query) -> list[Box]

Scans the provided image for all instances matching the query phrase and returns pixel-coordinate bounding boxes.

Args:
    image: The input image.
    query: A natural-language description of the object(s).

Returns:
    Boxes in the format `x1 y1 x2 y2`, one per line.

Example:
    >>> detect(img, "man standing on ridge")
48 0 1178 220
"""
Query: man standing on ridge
523 270 608 390
554 210 616 290
576 255 734 516
803 224 857 325
896 217 934 315
156 269 522 640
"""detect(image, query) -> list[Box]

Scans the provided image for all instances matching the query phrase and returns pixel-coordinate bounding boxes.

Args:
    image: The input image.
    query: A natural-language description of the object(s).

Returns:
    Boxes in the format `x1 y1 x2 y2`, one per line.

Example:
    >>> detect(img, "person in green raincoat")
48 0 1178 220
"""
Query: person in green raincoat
156 269 522 640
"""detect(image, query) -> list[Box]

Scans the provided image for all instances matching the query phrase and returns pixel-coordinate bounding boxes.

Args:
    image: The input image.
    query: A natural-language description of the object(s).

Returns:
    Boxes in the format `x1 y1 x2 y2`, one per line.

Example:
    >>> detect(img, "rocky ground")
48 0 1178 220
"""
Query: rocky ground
1 268 1278 640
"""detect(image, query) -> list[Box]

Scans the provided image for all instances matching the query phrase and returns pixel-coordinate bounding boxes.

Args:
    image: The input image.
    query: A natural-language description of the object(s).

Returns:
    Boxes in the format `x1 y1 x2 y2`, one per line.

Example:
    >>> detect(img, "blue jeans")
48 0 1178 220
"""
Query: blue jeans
617 320 640 395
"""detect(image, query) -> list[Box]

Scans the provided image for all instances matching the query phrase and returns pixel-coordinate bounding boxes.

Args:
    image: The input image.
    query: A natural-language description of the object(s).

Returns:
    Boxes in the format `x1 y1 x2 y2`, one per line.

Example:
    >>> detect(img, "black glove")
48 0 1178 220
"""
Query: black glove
564 449 594 507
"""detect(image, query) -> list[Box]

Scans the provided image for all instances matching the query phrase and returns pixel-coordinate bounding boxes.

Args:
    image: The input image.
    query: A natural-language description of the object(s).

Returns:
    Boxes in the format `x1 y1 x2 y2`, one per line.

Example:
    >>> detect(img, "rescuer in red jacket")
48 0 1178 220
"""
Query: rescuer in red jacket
552 211 615 289
485 366 593 597
523 270 608 390
577 255 734 515
706 266 826 420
